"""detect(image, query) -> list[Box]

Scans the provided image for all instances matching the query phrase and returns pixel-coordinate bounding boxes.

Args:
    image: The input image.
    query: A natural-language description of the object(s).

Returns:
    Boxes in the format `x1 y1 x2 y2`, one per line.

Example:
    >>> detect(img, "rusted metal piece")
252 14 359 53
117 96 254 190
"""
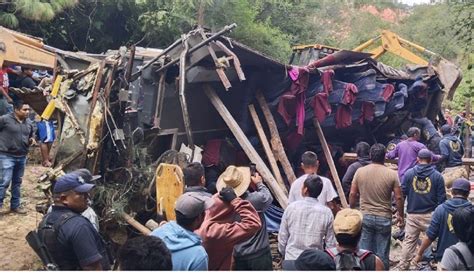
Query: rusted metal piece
130 37 183 81
153 71 167 129
213 40 246 82
154 24 237 75
178 35 194 150
255 91 297 184
204 85 288 208
313 119 348 208
60 99 85 144
88 61 105 121
103 61 117 99
199 29 232 90
125 45 136 83
248 104 285 189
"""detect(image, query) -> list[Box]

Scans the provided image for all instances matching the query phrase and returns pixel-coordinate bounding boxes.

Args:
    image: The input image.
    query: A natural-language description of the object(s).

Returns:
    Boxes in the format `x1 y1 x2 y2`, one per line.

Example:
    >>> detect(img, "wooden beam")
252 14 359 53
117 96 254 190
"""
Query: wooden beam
248 104 286 190
204 85 288 208
313 119 348 208
121 213 151 235
255 91 297 184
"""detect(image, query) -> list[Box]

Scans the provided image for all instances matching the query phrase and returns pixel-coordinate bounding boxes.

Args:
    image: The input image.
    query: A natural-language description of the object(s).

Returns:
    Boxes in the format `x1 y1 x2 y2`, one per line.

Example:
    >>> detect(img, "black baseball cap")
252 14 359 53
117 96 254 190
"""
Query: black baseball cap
283 249 336 270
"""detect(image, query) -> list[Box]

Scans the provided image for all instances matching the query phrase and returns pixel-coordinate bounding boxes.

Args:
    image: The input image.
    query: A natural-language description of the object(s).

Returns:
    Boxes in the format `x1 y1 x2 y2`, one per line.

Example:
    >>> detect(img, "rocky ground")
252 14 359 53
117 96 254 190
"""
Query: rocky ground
0 163 47 270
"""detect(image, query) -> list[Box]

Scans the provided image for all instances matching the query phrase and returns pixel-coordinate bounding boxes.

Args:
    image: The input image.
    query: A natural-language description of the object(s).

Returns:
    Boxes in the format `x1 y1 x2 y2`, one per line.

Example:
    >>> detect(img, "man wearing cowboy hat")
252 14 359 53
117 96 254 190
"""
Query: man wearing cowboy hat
197 165 262 270
215 166 273 270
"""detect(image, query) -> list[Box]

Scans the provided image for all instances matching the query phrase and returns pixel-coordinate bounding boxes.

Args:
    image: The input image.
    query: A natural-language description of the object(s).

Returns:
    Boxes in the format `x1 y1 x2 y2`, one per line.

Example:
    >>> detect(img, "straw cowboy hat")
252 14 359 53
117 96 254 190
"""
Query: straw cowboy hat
216 165 251 197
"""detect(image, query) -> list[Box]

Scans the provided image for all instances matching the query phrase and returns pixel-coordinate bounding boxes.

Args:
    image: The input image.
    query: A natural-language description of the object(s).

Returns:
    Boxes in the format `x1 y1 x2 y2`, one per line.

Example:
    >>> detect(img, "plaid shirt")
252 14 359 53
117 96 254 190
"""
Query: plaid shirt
278 197 336 260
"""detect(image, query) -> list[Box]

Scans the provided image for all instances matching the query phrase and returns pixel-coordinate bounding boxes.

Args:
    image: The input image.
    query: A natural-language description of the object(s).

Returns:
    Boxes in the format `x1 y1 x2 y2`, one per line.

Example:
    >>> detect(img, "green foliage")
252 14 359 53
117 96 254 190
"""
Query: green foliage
7 0 471 110
0 0 76 27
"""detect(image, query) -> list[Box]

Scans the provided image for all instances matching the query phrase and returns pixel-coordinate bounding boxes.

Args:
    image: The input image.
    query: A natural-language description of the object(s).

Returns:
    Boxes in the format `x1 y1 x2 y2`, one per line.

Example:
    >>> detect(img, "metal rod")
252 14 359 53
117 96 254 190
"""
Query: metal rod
130 37 183 81
178 35 194 150
154 23 237 74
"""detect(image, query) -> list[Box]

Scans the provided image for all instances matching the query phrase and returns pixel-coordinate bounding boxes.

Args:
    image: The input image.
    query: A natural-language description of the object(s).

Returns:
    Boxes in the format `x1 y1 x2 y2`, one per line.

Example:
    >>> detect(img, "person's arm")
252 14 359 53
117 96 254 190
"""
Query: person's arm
393 180 405 227
375 256 385 271
0 87 12 102
0 116 6 130
414 236 434 263
325 214 337 248
414 207 441 263
248 173 273 212
349 170 360 208
206 188 261 244
81 260 102 271
436 175 447 205
278 208 290 256
191 253 208 271
341 164 356 197
401 172 410 197
386 143 399 159
438 141 449 164
69 223 106 270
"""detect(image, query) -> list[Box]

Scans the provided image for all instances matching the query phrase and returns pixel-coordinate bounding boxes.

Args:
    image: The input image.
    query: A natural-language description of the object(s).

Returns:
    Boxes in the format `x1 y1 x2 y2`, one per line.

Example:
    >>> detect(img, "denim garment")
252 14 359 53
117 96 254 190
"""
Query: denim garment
0 154 26 209
359 214 392 270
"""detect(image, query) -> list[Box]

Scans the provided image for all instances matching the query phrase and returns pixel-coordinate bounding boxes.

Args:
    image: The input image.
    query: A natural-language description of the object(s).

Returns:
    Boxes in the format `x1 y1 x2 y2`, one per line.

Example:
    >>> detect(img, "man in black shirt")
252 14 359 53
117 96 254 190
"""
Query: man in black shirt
39 171 111 270
11 67 37 89
0 100 34 214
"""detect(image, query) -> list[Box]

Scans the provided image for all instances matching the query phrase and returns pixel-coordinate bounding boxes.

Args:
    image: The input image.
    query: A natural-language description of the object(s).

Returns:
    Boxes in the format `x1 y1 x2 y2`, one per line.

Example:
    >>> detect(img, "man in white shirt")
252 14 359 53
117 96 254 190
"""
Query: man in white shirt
288 151 338 210
279 174 336 260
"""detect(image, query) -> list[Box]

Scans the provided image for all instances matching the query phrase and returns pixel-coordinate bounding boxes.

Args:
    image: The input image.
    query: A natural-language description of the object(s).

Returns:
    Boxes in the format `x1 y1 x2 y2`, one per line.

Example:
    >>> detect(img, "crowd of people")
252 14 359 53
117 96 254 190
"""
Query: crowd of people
1 65 472 271
29 117 473 270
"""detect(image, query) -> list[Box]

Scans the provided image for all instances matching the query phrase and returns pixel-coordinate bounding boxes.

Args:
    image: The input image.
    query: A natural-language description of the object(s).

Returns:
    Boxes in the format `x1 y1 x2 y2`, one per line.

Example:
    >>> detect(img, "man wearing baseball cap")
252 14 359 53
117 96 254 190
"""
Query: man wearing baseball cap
396 149 446 270
151 192 214 270
325 208 384 270
46 168 102 231
36 171 110 270
415 178 472 264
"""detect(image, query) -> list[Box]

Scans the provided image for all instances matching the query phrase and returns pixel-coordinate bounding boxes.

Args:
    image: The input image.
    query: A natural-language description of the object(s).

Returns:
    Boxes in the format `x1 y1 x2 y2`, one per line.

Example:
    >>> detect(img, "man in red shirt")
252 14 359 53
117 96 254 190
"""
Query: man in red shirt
0 67 14 115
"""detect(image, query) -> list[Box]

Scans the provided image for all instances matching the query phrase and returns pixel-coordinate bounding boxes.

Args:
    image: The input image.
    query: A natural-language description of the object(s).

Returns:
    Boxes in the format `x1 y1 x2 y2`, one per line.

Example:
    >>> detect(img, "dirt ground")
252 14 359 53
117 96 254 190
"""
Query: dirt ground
0 164 46 270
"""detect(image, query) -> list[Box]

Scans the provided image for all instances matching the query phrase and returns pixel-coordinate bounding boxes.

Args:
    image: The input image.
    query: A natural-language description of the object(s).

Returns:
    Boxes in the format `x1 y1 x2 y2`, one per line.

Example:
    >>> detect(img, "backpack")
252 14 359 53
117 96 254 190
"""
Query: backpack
326 247 376 270
449 246 474 270
26 211 80 270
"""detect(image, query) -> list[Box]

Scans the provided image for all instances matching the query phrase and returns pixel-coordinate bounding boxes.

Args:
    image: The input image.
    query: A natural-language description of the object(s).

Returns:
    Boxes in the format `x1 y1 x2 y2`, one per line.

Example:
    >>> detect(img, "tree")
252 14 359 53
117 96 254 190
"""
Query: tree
0 0 77 28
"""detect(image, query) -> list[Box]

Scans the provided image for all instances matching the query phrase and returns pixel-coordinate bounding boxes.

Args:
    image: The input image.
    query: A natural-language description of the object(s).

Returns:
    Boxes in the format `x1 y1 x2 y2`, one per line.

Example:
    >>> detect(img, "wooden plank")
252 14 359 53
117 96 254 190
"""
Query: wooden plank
153 71 167 129
121 213 151 235
248 104 286 190
204 85 288 208
313 119 349 208
255 91 297 184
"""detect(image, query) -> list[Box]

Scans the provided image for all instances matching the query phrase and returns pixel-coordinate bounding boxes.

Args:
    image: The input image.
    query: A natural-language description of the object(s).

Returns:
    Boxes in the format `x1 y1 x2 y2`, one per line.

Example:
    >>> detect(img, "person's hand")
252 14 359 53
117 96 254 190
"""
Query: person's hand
219 187 237 203
29 138 37 146
396 214 405 228
413 254 422 264
250 172 262 189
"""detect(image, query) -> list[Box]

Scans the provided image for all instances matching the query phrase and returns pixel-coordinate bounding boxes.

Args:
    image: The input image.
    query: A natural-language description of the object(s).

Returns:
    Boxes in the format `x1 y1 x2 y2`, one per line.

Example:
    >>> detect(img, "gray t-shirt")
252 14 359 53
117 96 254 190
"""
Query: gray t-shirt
440 242 474 270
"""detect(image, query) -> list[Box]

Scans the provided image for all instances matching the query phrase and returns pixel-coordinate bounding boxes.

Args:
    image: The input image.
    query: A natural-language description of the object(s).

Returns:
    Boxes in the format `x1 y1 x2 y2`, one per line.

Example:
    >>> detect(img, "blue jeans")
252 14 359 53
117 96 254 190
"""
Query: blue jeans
0 154 27 209
359 214 392 270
